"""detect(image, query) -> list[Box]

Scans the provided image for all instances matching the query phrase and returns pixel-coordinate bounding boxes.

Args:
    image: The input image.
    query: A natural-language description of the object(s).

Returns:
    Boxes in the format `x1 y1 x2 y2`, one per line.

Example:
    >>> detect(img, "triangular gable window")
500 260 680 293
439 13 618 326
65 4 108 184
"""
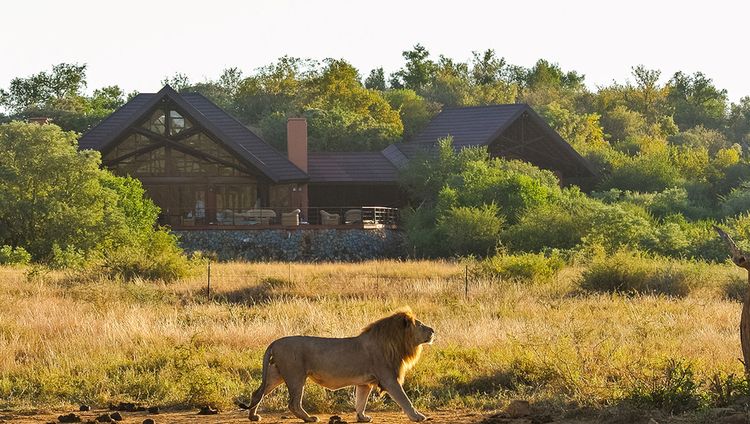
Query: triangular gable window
142 109 192 136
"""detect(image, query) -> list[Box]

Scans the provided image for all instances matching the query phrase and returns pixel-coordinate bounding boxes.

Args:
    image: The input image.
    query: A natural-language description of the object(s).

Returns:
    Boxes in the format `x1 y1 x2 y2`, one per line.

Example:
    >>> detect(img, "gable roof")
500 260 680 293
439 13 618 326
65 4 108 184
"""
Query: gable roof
410 104 527 147
308 152 399 184
79 85 308 183
382 104 597 179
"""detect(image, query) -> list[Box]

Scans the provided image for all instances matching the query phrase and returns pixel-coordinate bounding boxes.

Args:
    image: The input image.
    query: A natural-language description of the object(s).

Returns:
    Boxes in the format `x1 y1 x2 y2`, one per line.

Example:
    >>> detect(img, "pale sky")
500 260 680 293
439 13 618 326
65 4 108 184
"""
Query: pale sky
1 0 748 102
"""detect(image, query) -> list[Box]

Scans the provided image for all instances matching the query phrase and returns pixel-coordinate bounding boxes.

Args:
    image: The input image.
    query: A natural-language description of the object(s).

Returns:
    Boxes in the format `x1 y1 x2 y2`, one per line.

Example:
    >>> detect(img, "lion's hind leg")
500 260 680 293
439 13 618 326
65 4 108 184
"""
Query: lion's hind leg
286 375 318 423
249 362 284 421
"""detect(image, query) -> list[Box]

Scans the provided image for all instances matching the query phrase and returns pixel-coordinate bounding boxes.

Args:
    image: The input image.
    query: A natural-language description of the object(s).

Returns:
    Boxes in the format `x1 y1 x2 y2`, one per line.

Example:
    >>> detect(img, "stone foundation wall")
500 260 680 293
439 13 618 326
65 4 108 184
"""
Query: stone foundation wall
174 229 405 261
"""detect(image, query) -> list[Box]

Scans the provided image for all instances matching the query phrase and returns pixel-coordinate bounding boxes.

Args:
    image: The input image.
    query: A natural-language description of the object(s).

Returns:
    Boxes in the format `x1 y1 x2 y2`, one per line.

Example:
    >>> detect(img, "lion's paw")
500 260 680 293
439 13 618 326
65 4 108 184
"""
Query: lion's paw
357 413 373 423
410 412 428 422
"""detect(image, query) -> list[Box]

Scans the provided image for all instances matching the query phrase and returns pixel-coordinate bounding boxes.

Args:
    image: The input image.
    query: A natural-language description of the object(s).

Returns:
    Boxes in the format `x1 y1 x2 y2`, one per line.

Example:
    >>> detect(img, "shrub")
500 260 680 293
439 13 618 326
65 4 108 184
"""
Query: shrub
478 251 565 282
101 230 195 282
627 360 706 413
436 204 503 257
503 189 600 252
0 245 31 266
580 250 709 296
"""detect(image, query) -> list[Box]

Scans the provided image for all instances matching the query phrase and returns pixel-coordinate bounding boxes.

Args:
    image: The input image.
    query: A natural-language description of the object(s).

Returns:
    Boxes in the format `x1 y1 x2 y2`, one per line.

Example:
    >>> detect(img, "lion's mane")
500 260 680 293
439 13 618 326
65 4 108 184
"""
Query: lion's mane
360 307 423 384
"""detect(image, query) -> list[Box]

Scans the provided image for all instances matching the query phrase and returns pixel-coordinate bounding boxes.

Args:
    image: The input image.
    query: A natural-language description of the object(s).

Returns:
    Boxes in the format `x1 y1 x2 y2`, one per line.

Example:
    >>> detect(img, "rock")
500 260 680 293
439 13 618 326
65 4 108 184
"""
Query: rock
147 406 160 414
505 400 531 418
95 414 113 423
142 419 155 424
237 402 249 410
197 406 218 415
719 413 749 424
328 416 347 424
79 405 91 412
58 414 82 423
110 412 123 421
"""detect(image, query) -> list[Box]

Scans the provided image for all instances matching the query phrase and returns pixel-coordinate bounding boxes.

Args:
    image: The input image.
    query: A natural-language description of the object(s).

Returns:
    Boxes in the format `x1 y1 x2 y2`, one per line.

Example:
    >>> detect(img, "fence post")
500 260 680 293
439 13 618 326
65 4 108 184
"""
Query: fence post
207 259 212 300
464 264 468 300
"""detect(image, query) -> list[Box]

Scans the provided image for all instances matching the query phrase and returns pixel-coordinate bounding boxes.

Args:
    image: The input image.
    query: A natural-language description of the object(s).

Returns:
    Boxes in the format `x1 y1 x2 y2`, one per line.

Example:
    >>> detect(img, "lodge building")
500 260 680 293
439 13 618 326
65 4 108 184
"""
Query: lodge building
79 85 596 230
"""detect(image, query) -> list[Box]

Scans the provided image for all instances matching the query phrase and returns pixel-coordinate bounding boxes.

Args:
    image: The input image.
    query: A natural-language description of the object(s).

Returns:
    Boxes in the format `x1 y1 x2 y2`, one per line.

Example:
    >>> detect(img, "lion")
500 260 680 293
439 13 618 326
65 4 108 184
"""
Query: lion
246 307 435 423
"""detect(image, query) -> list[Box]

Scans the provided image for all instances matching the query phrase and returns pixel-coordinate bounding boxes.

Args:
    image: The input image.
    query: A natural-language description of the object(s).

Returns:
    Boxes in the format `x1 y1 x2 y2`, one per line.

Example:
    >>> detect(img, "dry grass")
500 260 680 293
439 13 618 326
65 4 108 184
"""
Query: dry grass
0 260 746 415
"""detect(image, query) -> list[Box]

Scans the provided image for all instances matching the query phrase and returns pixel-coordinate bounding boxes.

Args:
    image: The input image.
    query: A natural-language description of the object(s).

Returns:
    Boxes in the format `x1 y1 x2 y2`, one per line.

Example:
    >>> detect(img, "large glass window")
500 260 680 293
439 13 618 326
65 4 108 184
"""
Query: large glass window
104 131 249 177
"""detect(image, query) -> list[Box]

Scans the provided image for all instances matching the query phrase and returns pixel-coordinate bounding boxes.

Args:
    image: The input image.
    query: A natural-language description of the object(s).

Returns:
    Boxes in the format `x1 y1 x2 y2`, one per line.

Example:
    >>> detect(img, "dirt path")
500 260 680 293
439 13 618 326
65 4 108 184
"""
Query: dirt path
0 409 493 424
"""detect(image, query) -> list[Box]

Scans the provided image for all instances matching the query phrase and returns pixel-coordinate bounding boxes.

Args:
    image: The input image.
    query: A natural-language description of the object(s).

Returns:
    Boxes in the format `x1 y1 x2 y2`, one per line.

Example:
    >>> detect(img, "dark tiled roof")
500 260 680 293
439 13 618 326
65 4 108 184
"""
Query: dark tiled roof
181 93 307 182
78 86 307 183
308 152 399 183
78 94 156 150
409 104 527 147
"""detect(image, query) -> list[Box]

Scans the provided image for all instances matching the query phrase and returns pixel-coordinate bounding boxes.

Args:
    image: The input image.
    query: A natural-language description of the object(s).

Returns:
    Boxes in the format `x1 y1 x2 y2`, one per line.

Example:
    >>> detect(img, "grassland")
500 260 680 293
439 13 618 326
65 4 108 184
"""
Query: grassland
0 259 747 421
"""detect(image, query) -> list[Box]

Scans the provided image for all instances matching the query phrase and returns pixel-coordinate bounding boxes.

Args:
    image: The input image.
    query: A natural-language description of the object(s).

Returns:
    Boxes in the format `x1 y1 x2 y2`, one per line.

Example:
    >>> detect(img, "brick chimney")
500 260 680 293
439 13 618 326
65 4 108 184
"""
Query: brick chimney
287 118 308 172
287 118 309 217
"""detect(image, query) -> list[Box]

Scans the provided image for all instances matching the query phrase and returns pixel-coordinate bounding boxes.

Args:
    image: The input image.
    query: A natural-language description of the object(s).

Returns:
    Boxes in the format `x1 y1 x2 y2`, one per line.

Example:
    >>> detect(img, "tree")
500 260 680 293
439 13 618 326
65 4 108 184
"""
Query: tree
391 44 436 92
0 122 189 278
302 59 402 151
384 89 436 140
364 68 386 91
471 49 507 85
668 71 728 130
728 97 750 144
0 63 87 113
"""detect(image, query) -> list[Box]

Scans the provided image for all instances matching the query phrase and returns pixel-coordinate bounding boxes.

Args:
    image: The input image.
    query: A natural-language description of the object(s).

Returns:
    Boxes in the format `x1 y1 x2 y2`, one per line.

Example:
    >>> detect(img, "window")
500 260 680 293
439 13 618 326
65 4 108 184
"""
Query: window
169 110 192 135
145 110 166 135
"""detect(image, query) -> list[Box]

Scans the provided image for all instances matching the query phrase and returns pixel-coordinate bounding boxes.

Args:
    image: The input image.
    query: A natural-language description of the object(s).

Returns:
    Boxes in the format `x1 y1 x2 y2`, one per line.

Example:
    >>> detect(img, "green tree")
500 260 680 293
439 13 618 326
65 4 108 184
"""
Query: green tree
391 44 437 92
364 67 386 91
0 122 189 278
668 71 728 130
384 89 436 140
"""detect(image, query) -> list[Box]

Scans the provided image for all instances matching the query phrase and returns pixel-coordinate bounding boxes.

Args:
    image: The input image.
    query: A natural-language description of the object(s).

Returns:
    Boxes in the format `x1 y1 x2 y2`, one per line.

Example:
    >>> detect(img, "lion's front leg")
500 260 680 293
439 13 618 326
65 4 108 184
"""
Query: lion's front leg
355 384 372 423
379 378 427 422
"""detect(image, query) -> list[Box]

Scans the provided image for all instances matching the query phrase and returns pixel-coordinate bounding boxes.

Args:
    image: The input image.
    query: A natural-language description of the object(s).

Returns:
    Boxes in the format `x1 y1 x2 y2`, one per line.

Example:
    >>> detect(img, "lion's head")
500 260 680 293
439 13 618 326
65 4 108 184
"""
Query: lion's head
360 307 435 383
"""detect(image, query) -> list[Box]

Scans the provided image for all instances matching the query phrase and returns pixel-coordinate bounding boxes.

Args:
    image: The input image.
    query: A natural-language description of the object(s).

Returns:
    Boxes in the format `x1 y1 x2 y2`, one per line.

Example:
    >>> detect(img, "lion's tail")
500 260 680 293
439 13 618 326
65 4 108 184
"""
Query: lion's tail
248 344 274 410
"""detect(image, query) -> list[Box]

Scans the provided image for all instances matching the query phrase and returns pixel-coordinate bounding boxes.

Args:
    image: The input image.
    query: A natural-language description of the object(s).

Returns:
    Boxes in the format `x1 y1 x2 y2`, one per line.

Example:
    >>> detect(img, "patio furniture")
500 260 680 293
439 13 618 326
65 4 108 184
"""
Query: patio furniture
344 209 362 224
281 209 301 226
236 209 276 225
320 210 340 225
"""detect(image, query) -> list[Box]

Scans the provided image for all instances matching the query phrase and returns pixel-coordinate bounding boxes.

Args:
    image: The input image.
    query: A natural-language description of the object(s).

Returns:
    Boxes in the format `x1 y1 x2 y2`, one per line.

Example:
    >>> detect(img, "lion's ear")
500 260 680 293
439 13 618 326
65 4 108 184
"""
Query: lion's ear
403 315 410 328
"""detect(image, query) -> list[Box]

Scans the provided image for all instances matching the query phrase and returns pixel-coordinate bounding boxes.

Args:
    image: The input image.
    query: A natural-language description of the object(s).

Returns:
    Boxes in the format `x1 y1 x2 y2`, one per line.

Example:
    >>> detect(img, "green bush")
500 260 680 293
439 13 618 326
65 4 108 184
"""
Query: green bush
0 245 31 266
579 249 716 296
101 230 195 282
627 360 706 413
478 251 565 282
436 204 503 257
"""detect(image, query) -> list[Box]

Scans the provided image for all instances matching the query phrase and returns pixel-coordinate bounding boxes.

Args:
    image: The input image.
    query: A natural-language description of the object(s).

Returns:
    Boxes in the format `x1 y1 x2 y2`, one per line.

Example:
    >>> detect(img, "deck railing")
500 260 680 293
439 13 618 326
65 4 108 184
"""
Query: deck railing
163 206 399 229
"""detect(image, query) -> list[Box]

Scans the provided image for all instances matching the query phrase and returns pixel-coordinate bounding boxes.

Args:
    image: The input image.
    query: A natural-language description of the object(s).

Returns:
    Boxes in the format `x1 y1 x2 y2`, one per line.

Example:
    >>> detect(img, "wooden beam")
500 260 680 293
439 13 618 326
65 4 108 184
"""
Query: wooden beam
131 127 257 176
103 142 165 165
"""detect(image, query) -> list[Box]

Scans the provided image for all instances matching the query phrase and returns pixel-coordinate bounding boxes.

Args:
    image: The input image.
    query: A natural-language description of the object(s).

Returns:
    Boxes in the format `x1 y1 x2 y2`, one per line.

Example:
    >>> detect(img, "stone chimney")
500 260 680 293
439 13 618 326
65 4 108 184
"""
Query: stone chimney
287 118 309 216
287 118 308 172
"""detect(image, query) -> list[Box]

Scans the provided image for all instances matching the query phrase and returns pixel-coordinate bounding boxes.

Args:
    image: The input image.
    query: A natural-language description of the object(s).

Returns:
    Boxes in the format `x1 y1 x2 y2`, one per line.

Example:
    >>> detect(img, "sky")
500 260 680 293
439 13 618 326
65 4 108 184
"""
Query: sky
1 0 748 102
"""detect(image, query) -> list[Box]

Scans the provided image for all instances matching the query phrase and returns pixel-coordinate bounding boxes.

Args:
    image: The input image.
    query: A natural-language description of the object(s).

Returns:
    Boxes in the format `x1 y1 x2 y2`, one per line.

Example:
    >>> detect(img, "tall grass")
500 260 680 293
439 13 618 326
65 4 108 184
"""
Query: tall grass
0 259 746 415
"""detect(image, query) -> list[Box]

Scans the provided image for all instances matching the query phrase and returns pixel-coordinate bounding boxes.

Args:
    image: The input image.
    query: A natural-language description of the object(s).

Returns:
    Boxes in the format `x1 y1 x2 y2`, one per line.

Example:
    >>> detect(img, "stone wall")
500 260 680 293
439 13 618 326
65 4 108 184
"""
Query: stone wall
174 228 405 261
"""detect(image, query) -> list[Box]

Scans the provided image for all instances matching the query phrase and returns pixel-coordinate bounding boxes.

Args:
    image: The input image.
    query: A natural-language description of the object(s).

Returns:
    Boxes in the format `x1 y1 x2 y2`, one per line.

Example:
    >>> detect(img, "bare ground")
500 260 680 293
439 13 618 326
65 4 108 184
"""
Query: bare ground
0 409 494 424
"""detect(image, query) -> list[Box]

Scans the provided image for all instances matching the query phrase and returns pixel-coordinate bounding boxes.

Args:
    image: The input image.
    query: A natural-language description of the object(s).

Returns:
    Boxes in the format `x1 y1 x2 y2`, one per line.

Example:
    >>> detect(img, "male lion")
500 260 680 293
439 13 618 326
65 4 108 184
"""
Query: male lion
247 308 435 422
